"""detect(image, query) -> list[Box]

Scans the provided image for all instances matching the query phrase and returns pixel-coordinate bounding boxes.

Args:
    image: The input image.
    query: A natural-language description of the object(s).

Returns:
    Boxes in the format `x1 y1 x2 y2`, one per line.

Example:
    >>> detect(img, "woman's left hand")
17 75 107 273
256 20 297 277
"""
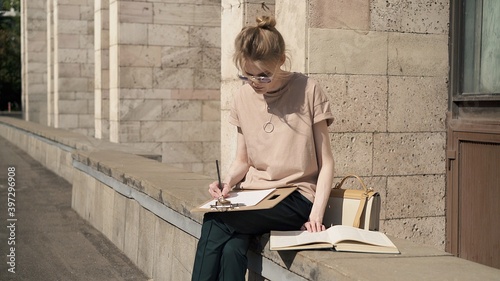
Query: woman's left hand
301 219 325 233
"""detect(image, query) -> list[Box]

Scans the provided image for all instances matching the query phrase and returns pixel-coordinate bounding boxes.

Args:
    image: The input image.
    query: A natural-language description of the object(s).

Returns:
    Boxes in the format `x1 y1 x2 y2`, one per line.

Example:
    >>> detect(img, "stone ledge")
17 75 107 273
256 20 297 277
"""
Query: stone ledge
72 148 500 281
0 117 161 161
2 117 499 280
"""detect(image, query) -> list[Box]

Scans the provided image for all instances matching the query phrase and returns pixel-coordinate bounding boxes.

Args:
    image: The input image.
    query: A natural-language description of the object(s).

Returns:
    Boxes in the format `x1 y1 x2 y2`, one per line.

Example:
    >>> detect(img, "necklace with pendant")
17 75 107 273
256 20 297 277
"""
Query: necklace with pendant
263 106 274 133
262 74 293 133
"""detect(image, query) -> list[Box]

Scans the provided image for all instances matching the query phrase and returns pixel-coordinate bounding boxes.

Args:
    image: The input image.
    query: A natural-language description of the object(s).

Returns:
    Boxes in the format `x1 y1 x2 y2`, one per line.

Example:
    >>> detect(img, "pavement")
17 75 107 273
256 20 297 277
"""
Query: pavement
0 136 150 281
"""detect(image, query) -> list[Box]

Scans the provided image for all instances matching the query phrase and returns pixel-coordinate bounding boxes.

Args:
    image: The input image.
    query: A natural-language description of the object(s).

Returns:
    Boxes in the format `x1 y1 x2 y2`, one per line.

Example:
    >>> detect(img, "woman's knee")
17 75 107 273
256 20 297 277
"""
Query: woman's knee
222 235 250 258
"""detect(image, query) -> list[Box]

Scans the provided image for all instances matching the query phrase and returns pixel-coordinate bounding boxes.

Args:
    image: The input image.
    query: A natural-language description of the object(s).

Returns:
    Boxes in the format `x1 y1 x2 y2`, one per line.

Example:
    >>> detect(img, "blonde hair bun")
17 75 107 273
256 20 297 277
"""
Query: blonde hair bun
256 16 276 29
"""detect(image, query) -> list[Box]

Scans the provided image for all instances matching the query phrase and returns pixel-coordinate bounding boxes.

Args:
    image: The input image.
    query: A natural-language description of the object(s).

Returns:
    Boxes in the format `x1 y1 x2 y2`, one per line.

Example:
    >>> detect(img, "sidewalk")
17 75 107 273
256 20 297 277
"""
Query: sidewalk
0 136 149 281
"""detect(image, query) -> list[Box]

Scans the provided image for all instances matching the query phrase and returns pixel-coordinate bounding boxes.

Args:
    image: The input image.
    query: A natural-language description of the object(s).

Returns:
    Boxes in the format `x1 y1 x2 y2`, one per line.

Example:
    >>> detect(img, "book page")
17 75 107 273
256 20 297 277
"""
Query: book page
199 189 275 209
328 225 395 247
270 229 332 249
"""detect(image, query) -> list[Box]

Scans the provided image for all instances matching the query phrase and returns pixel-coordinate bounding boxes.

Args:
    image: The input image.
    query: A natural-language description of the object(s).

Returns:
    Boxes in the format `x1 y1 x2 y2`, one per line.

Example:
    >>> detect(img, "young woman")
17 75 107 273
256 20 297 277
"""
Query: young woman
191 15 335 281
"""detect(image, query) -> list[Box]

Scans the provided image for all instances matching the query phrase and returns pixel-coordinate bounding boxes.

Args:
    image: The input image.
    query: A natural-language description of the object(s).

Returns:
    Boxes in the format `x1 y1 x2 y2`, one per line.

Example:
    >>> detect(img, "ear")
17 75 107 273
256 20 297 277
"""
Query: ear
279 54 286 65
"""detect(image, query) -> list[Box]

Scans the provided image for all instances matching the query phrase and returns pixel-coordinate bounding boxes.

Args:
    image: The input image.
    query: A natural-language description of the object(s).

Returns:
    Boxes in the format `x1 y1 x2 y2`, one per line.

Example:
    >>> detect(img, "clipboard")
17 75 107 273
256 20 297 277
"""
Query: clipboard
191 187 297 212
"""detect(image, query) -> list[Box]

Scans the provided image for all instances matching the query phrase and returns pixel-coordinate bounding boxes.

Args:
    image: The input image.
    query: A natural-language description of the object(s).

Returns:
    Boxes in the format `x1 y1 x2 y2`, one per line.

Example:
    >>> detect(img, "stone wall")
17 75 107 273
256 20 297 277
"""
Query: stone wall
221 0 449 249
106 0 221 176
47 0 95 136
21 0 450 248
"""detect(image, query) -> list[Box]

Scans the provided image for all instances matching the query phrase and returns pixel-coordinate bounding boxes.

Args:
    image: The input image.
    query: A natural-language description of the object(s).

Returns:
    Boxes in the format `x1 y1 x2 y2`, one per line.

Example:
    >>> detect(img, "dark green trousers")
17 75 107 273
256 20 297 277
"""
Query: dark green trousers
191 191 312 281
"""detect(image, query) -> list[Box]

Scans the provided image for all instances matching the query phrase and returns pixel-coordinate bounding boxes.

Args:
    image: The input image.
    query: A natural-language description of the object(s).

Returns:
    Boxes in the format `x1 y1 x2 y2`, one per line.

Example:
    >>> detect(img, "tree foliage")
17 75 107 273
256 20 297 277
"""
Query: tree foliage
0 0 21 111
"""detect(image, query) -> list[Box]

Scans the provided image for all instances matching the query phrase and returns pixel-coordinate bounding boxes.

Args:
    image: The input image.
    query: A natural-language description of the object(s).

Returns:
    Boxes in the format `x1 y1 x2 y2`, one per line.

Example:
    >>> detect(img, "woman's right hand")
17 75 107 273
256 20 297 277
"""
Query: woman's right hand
208 181 231 199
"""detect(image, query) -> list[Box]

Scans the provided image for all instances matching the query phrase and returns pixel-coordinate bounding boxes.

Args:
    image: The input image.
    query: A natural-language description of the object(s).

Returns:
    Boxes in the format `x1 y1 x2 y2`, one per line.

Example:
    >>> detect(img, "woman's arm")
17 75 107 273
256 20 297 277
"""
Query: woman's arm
303 119 335 232
208 127 250 199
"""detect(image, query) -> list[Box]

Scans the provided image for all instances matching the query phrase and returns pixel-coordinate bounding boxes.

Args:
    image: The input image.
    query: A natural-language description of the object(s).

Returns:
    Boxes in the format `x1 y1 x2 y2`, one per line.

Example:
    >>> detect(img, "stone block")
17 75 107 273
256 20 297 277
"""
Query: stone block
71 170 86 218
140 121 182 142
121 99 162 121
27 30 47 42
117 121 141 142
220 110 237 175
313 74 388 133
58 4 81 20
171 227 197 279
309 29 388 75
80 34 94 49
58 78 89 93
330 133 373 176
58 34 80 49
58 63 81 77
202 47 220 69
388 33 448 77
194 4 220 27
57 0 86 5
154 3 193 25
181 121 220 142
373 132 446 176
118 88 151 99
119 45 161 67
276 0 306 72
194 68 220 90
385 175 445 219
118 1 153 24
383 216 446 249
189 26 220 48
162 100 202 121
57 19 88 34
138 207 156 277
162 141 203 163
58 99 90 114
111 192 127 251
244 2 274 26
27 19 47 31
101 183 115 240
161 47 202 68
44 143 60 170
92 181 104 232
119 67 153 88
309 0 370 30
57 49 88 63
124 198 140 264
153 67 194 89
203 141 221 176
388 76 447 132
152 219 175 281
148 25 189 47
371 0 449 34
82 174 94 221
116 22 148 45
57 114 79 128
171 89 220 100
80 2 93 20
201 100 220 121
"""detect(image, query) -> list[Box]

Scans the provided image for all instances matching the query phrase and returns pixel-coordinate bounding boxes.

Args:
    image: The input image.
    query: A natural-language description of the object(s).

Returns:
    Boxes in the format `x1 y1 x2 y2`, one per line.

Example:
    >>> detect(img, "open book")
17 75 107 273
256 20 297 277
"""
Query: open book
270 225 400 254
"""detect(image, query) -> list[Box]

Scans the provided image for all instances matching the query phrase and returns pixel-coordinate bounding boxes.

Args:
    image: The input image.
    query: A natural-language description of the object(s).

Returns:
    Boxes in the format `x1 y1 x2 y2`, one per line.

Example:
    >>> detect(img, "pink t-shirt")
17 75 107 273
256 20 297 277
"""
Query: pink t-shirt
229 73 334 202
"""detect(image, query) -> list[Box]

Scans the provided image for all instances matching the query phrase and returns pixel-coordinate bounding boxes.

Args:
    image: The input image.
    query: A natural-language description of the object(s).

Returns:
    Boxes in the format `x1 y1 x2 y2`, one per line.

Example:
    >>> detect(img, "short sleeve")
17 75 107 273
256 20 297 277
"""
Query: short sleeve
312 83 334 126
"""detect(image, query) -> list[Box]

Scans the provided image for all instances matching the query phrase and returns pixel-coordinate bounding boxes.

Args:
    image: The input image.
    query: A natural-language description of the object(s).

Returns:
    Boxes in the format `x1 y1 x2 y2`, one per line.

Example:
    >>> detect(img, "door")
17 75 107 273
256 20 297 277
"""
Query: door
447 0 500 269
447 124 500 269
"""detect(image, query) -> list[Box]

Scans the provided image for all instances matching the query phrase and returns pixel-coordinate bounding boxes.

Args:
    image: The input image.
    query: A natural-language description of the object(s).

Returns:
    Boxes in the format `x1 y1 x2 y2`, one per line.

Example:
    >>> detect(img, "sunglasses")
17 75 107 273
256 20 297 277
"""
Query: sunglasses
237 74 273 84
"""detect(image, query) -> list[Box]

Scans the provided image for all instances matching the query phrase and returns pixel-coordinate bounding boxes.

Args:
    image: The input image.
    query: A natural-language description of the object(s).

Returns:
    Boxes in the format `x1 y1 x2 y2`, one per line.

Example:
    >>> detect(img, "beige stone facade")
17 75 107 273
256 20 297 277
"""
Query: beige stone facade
222 0 449 248
20 0 450 249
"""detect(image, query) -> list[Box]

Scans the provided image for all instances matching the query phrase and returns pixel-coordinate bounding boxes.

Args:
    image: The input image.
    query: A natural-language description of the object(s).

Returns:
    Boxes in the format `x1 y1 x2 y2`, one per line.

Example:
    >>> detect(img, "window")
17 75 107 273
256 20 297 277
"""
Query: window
450 0 500 118
462 1 500 95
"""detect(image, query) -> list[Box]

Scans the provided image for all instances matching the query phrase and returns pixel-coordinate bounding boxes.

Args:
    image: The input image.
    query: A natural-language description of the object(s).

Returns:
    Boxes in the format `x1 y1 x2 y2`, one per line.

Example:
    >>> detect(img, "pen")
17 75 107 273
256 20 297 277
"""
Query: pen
215 160 230 204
